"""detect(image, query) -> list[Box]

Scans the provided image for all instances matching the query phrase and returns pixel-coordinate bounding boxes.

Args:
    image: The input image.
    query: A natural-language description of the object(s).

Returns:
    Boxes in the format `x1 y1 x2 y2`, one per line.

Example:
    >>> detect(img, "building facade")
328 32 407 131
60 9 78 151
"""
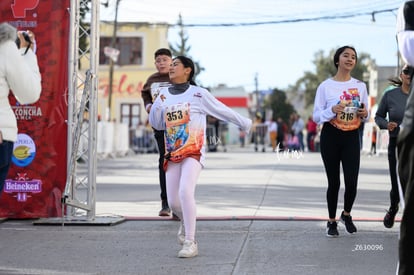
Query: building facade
80 22 253 151
90 21 170 127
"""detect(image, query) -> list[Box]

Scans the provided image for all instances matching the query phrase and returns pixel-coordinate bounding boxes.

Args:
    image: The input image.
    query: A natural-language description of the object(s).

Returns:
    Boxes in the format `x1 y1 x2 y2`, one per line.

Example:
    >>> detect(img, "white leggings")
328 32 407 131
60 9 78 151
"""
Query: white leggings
166 157 202 241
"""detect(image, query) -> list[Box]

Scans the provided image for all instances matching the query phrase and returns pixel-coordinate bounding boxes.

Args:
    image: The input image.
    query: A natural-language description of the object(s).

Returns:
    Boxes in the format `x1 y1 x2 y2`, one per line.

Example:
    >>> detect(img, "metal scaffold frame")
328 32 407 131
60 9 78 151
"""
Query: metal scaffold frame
63 0 99 222
35 0 124 225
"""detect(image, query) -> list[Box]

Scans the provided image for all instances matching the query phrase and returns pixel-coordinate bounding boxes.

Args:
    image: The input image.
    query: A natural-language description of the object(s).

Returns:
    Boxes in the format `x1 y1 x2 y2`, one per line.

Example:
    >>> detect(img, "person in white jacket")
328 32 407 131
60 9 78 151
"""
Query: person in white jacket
0 22 41 189
395 1 414 274
149 56 251 258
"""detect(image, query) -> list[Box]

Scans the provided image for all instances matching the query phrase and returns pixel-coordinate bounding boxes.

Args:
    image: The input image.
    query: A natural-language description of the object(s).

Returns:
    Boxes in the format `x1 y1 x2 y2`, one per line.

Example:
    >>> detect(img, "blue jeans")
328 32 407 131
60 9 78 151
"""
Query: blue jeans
297 131 304 151
0 140 14 192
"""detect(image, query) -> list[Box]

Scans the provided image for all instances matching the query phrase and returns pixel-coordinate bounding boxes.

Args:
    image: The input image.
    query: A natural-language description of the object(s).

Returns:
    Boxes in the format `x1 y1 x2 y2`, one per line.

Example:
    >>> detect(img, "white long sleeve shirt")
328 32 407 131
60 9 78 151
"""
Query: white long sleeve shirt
313 77 368 131
396 1 414 66
149 85 252 167
0 23 41 142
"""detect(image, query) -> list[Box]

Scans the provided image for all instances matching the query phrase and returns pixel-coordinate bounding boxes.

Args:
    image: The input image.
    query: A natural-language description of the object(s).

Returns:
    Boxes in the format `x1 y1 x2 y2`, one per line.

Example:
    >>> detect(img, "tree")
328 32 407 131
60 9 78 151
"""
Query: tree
169 14 205 81
287 48 373 116
265 88 295 123
169 14 190 56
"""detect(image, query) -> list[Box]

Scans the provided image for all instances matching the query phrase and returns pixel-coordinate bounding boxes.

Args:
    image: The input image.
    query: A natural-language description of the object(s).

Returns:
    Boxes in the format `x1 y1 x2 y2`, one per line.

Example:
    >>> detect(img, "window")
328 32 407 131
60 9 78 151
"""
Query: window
99 36 143 66
120 103 141 127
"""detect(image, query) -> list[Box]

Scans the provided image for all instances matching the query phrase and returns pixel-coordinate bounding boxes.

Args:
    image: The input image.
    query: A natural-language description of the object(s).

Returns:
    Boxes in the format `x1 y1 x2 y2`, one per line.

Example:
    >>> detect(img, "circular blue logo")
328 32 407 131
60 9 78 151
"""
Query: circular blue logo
11 133 36 167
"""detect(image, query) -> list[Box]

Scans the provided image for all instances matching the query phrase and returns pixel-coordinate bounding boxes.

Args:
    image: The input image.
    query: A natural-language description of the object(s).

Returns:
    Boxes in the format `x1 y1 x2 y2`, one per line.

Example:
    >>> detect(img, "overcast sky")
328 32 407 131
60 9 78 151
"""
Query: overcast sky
100 0 402 92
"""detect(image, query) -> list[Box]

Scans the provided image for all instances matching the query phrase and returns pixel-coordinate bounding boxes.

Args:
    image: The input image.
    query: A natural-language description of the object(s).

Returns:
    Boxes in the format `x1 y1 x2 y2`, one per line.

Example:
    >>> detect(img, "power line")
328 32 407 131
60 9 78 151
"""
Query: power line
170 8 398 28
101 0 401 25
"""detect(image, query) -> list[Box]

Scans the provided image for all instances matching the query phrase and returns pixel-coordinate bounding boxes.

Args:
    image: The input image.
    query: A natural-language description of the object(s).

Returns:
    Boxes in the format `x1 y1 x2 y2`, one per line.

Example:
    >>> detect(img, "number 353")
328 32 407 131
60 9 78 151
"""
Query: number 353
166 110 183 122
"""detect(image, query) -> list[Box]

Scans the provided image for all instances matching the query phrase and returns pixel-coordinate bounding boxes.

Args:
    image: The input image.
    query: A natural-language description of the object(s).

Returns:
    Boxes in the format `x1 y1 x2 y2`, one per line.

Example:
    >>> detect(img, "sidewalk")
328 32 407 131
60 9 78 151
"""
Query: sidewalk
95 145 393 221
0 145 400 275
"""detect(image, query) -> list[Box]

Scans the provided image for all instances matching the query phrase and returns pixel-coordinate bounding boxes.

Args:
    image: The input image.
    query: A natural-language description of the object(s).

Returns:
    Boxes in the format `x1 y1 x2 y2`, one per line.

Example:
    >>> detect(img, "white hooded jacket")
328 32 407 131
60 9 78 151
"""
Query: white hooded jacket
0 23 41 142
396 1 414 66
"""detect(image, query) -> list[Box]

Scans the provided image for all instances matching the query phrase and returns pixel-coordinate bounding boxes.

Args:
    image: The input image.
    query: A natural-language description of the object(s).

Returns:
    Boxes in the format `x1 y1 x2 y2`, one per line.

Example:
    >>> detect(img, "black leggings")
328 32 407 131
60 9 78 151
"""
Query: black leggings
320 123 360 219
154 129 167 202
387 136 400 208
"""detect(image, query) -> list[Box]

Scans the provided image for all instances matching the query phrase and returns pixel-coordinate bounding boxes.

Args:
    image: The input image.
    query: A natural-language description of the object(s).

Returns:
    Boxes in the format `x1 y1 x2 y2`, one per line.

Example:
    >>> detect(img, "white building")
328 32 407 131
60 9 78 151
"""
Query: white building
209 85 251 145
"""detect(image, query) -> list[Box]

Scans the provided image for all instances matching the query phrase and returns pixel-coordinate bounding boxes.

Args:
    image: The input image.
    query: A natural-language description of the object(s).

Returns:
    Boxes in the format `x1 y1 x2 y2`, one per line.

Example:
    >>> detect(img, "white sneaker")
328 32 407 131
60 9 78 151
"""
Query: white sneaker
178 240 198 258
177 223 185 245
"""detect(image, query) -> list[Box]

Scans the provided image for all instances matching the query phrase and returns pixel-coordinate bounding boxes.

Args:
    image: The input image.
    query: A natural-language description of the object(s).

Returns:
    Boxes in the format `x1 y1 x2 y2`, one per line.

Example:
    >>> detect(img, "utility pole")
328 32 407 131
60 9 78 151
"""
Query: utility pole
254 73 260 114
107 0 121 121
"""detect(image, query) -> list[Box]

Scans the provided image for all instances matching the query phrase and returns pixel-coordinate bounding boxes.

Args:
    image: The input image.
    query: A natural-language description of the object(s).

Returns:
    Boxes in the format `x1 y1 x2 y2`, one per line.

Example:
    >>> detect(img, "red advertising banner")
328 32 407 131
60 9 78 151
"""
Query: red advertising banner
0 0 69 218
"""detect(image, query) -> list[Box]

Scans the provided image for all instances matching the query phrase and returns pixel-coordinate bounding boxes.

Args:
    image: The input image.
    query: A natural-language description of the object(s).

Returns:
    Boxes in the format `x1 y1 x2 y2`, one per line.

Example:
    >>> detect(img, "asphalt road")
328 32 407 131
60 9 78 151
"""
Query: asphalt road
0 146 400 275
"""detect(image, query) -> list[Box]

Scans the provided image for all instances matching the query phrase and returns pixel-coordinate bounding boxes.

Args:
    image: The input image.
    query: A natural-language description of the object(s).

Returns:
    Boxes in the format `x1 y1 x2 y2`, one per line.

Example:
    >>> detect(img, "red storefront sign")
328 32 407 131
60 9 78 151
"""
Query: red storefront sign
216 97 248 108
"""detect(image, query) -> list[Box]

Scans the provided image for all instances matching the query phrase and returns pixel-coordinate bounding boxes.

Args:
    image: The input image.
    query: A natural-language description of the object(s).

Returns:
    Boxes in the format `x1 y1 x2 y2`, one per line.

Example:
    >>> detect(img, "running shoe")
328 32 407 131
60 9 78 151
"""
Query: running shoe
158 200 171 217
340 211 357 234
383 206 399 228
178 240 198 258
326 221 339 237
